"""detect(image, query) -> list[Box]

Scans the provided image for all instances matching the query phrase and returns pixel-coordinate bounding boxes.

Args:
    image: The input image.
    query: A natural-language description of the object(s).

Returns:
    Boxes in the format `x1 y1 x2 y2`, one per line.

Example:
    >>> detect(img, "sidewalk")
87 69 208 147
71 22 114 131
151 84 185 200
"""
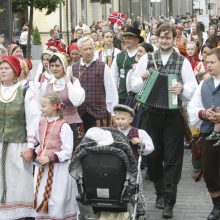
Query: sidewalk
143 149 212 220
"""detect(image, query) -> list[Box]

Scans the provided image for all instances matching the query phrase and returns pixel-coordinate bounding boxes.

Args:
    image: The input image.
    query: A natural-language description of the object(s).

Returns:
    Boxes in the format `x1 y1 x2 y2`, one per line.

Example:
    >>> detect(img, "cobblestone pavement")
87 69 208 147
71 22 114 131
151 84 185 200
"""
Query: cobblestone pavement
143 149 212 220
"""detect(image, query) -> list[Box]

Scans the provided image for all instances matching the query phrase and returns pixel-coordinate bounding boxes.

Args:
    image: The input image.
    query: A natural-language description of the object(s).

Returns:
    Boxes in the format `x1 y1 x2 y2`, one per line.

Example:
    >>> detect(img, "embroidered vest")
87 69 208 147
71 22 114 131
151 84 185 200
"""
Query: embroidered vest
200 77 220 134
116 52 136 100
127 127 139 160
72 61 107 119
46 83 82 124
38 117 65 157
0 86 26 142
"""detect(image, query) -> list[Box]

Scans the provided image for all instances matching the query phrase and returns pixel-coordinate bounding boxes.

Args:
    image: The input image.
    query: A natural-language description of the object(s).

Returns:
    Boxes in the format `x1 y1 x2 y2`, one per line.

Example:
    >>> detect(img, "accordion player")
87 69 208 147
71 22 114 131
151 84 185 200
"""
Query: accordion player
135 70 178 109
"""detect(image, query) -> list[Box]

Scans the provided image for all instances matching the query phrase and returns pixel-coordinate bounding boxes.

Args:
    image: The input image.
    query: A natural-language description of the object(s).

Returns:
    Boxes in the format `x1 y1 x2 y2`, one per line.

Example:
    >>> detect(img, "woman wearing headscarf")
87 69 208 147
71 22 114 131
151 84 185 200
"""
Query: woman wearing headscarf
0 56 40 219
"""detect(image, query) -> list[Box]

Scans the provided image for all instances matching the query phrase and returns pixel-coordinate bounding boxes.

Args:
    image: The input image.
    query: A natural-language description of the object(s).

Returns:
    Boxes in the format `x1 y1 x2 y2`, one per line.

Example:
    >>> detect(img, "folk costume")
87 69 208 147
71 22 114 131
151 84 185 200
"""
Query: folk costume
0 56 40 219
188 76 220 220
34 116 78 220
111 27 144 104
72 57 118 132
41 53 85 148
96 47 121 68
132 49 197 209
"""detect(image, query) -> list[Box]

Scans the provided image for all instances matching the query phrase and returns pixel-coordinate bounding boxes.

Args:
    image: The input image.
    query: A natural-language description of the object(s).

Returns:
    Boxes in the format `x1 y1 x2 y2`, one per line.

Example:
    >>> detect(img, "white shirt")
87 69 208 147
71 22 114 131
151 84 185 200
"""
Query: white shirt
79 57 119 114
111 49 137 86
40 75 85 107
0 82 41 148
95 47 121 65
19 31 28 45
187 77 220 128
118 127 154 156
131 49 198 101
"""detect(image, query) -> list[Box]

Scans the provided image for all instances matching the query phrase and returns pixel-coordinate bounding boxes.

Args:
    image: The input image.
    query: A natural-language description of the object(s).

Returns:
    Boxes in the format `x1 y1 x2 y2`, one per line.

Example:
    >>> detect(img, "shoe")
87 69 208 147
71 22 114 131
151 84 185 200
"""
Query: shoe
207 206 220 220
206 132 220 141
162 205 173 218
156 195 164 209
213 140 220 147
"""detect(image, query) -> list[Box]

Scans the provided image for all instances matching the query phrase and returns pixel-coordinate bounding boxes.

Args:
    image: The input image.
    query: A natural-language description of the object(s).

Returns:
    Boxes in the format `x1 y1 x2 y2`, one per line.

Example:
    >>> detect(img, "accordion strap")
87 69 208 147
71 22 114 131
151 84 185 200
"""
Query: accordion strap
151 52 158 71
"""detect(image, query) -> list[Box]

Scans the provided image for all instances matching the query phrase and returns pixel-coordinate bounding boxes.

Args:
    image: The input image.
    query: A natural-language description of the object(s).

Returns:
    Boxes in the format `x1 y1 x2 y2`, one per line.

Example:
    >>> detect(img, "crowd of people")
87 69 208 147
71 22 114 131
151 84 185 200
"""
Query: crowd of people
0 13 220 220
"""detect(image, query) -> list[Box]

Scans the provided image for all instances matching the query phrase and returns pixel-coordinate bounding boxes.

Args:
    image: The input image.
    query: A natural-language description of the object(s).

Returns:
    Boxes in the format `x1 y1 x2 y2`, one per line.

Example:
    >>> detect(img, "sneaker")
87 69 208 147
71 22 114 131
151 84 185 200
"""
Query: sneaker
213 140 220 147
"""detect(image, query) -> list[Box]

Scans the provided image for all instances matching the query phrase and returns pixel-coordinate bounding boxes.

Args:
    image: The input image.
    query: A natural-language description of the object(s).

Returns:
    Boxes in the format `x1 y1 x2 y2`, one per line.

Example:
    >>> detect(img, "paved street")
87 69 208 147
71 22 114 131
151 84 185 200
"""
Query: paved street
143 149 212 220
31 59 212 220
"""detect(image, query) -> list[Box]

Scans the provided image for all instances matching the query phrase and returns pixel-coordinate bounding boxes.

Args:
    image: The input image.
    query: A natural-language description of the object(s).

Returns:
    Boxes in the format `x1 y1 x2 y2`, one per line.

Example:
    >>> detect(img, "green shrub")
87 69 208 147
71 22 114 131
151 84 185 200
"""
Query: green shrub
32 26 42 45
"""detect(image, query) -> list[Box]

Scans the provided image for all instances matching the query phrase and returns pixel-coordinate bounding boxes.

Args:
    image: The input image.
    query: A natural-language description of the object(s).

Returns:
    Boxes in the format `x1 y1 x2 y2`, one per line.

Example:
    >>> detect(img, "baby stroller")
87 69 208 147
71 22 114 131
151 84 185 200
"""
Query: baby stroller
69 127 145 220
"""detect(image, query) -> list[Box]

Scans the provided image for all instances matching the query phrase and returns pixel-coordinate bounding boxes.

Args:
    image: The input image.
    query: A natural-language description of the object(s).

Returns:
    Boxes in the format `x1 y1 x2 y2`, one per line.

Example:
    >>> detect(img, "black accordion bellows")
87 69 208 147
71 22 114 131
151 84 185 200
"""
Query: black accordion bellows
136 71 178 109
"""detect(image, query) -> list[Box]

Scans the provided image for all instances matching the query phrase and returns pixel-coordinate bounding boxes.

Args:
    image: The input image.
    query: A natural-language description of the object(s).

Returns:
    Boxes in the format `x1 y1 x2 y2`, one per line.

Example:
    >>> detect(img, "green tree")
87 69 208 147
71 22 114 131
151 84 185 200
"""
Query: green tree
12 0 64 58
32 26 42 45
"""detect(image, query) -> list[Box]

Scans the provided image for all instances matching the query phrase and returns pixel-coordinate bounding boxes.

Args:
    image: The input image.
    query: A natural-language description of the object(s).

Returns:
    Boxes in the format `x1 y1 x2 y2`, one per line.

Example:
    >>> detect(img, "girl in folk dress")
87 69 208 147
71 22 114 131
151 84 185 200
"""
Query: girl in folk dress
41 52 85 148
34 92 78 220
0 56 39 219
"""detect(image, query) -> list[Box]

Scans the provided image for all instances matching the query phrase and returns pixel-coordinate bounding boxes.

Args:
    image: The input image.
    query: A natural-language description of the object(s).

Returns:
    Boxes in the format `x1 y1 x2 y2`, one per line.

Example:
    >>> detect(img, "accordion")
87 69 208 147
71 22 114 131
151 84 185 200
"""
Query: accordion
135 70 178 109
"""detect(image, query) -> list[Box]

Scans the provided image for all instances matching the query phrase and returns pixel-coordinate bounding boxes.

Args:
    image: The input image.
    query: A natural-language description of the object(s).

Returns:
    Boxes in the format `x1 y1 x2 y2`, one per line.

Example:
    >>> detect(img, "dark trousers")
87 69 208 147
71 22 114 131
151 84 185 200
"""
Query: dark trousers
81 112 97 132
201 139 220 193
142 109 184 205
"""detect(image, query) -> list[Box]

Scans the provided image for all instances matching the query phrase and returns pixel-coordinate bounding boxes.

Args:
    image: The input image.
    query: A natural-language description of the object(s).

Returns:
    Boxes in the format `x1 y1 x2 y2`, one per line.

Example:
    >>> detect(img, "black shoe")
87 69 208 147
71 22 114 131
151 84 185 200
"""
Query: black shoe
207 206 220 220
206 132 220 141
156 196 164 209
213 140 220 147
162 205 173 218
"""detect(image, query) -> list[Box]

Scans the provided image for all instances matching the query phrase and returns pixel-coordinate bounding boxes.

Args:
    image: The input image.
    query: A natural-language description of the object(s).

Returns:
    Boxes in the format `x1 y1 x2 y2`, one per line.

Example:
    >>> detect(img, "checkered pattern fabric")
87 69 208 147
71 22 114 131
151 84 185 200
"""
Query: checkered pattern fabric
127 127 140 160
147 50 184 83
0 142 8 203
72 61 107 119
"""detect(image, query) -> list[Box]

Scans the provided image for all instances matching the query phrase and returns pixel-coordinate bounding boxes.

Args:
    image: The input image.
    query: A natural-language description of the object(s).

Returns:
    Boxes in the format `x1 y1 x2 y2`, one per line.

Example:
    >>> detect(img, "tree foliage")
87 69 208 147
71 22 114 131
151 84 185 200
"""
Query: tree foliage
12 0 64 58
32 26 42 45
12 0 65 15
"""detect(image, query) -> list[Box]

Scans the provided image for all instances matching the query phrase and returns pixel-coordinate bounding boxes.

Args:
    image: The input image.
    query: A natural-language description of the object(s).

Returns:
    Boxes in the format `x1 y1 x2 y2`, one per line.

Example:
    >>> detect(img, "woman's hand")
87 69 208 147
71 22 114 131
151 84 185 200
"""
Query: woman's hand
21 148 34 161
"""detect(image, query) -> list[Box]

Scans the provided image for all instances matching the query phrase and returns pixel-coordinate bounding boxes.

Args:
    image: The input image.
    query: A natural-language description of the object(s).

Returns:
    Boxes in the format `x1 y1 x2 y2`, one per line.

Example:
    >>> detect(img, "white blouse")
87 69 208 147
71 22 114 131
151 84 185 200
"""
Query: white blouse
40 75 85 107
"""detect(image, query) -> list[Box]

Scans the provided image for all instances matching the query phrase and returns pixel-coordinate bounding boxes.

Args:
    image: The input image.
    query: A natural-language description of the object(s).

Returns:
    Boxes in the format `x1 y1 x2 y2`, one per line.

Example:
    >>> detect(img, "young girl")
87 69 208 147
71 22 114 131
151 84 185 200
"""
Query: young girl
34 92 78 219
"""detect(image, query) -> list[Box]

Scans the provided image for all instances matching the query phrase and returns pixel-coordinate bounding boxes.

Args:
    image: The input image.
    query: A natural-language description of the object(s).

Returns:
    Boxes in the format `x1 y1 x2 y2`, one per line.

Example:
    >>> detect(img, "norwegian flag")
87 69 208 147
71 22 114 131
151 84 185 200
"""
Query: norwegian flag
108 12 126 25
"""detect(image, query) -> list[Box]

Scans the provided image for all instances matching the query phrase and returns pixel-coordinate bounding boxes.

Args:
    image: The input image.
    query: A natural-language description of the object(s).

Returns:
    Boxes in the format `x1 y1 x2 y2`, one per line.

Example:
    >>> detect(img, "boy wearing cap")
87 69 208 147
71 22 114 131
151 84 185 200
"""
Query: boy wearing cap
114 104 154 217
114 104 154 158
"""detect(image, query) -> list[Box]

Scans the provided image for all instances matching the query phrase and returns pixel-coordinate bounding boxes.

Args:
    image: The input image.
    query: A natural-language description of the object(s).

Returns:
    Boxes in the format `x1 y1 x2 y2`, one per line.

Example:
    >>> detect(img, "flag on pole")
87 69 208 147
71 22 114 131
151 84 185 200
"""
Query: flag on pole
108 12 126 25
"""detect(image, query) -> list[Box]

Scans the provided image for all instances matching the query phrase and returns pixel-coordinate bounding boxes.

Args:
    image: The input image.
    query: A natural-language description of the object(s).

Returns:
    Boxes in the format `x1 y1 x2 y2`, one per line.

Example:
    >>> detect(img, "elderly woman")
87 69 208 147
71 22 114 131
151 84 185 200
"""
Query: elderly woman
0 56 40 219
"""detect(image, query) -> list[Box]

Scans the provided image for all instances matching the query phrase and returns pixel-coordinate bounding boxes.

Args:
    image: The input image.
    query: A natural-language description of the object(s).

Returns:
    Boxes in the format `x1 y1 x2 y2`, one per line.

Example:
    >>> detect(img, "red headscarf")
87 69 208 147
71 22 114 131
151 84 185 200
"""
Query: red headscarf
1 55 22 76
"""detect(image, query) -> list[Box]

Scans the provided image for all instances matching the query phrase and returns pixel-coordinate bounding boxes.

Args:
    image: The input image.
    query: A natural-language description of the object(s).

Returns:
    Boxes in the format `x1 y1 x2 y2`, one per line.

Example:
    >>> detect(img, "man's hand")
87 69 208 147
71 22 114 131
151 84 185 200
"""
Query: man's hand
169 82 183 95
36 156 50 165
21 148 34 161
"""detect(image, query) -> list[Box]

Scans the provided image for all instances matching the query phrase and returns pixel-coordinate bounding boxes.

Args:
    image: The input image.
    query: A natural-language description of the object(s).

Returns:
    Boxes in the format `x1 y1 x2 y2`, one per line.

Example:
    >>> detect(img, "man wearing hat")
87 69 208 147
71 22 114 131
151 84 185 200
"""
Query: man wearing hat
111 27 144 104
